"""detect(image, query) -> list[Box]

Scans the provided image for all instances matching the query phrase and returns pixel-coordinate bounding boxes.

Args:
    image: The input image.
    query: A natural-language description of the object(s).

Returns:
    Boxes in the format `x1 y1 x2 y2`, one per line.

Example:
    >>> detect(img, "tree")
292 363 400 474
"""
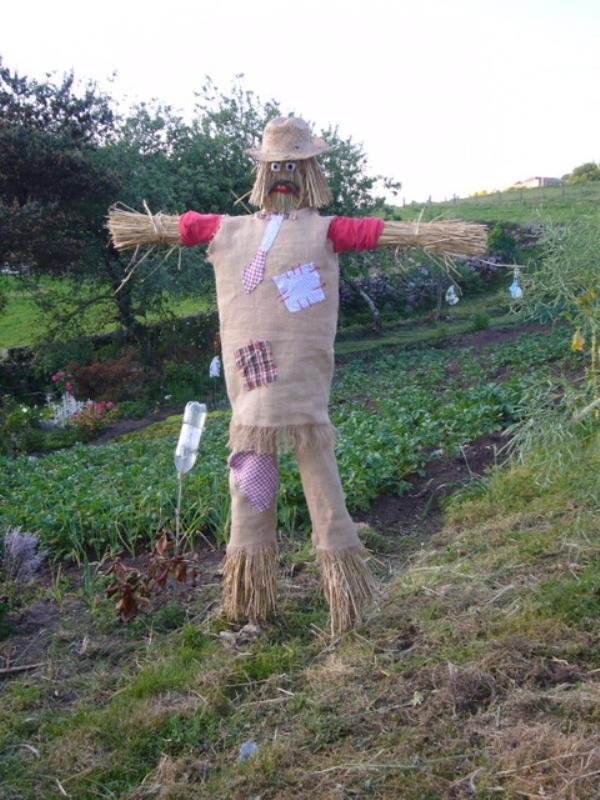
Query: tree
0 56 117 276
1 61 402 355
567 162 600 184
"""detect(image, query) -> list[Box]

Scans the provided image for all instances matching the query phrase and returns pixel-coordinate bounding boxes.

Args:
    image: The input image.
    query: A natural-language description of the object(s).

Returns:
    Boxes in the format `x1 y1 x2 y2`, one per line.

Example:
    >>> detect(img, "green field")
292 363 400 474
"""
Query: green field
397 180 600 226
0 275 215 350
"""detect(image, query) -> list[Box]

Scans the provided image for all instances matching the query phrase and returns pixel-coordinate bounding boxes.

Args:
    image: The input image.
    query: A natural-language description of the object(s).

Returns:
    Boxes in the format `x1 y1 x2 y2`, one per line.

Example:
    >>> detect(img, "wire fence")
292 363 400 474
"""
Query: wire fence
404 182 600 208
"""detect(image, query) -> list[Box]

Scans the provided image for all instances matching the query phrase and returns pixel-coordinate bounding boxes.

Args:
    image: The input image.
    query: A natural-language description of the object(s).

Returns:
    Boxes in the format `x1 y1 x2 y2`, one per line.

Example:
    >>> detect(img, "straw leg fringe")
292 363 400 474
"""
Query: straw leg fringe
228 422 336 453
222 546 278 624
317 547 377 637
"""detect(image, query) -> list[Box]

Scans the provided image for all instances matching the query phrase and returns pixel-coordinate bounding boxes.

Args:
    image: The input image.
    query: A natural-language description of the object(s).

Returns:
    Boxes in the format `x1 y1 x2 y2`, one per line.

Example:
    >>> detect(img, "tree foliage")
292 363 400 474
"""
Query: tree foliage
0 57 117 275
0 59 401 354
566 161 600 184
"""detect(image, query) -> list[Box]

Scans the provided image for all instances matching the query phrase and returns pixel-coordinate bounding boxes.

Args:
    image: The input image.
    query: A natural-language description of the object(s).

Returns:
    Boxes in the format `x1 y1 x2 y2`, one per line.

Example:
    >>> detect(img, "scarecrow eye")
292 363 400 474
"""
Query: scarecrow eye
285 161 296 173
270 162 281 172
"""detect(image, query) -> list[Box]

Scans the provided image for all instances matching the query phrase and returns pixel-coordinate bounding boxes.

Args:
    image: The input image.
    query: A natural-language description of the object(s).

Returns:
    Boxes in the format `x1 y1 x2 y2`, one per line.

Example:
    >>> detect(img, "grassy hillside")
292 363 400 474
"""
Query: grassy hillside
0 275 214 350
397 181 600 226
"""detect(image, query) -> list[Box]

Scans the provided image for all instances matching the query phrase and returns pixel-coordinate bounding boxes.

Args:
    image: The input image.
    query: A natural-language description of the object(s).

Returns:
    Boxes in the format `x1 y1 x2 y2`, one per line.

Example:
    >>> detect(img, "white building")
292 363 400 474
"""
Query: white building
512 176 562 189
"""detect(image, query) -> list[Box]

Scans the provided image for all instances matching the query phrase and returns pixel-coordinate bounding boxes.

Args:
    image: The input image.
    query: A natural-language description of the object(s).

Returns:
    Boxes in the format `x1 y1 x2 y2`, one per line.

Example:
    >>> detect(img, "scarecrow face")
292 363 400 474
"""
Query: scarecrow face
264 160 305 213
249 155 332 213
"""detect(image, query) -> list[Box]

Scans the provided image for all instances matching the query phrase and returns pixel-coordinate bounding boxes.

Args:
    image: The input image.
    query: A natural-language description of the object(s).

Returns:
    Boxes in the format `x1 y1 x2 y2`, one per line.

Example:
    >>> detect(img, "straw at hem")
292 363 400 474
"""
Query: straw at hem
222 545 278 623
317 546 377 637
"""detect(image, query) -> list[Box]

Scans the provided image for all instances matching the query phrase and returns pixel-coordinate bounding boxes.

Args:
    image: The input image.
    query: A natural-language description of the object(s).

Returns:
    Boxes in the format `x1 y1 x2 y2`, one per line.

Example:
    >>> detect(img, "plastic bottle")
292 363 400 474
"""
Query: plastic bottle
174 401 207 474
508 268 523 299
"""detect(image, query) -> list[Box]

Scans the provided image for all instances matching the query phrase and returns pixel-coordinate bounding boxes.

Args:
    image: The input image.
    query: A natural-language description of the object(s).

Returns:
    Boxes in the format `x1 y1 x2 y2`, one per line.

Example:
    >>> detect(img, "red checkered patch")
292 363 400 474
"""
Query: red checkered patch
234 340 277 391
229 451 279 512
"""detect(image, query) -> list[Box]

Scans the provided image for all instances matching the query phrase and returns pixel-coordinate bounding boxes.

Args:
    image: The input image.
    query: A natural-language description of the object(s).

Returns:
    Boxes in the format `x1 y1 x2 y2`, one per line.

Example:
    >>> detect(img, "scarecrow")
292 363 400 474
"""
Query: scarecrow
108 117 486 635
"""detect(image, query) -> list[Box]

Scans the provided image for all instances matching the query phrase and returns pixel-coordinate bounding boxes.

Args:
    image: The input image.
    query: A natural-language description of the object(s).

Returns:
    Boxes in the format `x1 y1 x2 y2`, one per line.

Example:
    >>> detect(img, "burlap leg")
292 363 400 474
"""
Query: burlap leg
295 444 376 636
223 461 278 624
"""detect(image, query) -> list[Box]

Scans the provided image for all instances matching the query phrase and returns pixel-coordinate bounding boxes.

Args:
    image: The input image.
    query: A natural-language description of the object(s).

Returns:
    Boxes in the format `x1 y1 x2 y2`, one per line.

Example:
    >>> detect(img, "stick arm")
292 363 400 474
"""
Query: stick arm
106 207 221 251
375 219 488 257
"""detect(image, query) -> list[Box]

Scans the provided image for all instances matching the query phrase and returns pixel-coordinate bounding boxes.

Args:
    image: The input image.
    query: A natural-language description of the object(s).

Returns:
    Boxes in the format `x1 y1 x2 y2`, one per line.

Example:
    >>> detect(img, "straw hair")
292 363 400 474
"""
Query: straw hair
228 421 336 454
317 546 377 636
378 219 487 256
249 157 332 211
222 545 278 623
106 204 182 251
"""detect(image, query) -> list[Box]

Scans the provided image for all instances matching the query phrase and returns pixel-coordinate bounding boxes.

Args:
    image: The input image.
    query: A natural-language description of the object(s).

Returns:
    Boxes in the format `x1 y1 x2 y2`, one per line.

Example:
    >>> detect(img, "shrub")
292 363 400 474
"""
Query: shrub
471 312 491 331
70 347 146 401
70 401 117 435
157 361 213 405
487 223 519 263
32 338 96 381
0 396 44 457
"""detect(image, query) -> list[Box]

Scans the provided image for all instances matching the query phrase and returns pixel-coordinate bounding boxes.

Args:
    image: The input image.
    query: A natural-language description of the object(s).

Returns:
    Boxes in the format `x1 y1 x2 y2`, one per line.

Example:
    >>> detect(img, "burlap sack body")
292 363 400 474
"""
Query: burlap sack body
207 208 338 452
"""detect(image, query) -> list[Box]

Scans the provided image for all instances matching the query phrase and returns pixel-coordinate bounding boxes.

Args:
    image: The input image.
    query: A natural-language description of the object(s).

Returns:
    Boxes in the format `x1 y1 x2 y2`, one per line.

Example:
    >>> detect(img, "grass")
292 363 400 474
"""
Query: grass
0 275 215 350
1 234 598 795
1 426 598 798
397 181 600 226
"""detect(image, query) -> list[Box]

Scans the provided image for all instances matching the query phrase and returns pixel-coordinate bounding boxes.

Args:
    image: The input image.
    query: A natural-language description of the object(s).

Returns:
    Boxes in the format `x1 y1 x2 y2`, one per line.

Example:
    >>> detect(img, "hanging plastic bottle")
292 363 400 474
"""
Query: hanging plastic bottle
209 355 221 378
445 285 459 305
508 268 523 299
174 401 207 475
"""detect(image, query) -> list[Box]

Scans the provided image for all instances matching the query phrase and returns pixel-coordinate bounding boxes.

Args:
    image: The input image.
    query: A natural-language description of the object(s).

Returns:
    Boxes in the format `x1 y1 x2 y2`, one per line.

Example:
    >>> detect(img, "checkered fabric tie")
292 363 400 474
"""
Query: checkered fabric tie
229 451 279 512
242 214 284 293
242 248 268 293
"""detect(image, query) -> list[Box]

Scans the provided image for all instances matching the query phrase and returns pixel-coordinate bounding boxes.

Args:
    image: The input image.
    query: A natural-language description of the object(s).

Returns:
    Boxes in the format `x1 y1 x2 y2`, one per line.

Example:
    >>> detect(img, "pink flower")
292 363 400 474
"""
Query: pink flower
51 375 58 383
65 381 73 392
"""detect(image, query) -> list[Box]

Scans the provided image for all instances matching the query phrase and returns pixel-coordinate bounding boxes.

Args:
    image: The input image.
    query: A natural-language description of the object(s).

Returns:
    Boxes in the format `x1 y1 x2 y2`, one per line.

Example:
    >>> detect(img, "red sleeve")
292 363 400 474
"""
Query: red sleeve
327 216 384 253
178 211 222 247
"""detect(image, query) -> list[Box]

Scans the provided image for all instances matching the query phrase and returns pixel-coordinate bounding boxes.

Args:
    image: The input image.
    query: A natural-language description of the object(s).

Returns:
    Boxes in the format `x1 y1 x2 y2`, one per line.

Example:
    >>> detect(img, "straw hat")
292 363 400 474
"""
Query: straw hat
246 116 330 162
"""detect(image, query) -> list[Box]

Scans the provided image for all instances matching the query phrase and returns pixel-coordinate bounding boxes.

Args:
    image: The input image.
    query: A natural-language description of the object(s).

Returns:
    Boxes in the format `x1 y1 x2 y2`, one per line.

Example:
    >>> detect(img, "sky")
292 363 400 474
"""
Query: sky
2 0 600 203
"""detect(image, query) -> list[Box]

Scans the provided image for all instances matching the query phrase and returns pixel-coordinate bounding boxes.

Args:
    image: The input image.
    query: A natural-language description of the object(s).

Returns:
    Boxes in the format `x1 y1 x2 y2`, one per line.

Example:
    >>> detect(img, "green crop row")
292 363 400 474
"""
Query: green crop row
0 329 577 560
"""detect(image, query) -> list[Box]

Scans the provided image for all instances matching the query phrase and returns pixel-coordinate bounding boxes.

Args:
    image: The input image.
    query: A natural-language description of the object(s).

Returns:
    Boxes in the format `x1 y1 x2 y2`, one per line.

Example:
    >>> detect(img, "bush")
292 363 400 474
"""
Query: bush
0 396 44 457
487 223 519 263
32 338 96 381
156 361 213 406
471 312 491 331
113 400 152 420
70 347 147 401
70 401 118 436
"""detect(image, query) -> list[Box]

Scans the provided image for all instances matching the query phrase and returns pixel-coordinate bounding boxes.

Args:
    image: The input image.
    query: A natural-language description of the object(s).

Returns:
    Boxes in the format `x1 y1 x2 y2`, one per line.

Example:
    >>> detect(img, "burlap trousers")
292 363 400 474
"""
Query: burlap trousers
222 444 376 636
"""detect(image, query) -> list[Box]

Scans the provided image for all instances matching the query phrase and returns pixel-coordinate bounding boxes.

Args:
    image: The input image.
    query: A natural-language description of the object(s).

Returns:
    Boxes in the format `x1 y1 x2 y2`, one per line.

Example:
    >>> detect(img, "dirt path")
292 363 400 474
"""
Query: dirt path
91 404 183 445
